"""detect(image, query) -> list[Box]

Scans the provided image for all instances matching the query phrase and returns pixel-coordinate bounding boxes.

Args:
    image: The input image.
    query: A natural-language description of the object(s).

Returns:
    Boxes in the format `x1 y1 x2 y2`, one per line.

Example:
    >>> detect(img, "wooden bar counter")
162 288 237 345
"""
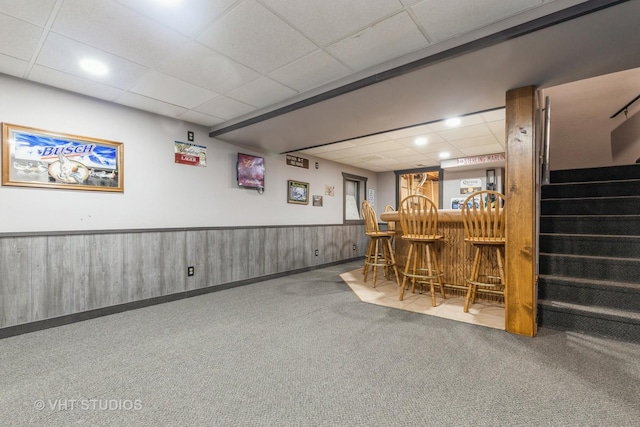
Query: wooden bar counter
380 209 503 300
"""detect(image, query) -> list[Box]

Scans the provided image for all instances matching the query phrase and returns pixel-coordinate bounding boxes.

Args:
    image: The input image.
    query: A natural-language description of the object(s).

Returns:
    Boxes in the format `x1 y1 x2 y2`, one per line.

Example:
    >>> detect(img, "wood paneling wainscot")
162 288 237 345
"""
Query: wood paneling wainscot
0 224 366 334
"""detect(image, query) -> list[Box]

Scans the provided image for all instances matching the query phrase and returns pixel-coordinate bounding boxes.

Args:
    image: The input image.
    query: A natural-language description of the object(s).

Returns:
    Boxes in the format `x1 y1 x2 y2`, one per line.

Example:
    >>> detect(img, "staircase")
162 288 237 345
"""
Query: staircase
538 164 640 344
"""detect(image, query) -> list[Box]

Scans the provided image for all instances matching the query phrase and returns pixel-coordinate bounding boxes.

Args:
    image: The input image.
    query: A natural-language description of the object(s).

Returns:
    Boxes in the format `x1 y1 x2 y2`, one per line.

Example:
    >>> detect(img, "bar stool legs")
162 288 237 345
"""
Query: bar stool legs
400 241 445 306
363 235 400 288
463 244 505 313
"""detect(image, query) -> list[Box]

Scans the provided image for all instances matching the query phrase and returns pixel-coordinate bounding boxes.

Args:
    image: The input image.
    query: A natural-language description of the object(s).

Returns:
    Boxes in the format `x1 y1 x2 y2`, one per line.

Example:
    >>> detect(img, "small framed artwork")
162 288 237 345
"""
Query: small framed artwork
2 123 123 192
312 195 323 207
287 180 309 204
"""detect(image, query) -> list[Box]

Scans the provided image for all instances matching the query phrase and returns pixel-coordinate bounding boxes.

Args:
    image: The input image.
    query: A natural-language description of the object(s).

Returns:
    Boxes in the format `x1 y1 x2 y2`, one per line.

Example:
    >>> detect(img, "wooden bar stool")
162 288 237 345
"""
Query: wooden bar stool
398 195 445 306
362 200 400 288
461 190 506 312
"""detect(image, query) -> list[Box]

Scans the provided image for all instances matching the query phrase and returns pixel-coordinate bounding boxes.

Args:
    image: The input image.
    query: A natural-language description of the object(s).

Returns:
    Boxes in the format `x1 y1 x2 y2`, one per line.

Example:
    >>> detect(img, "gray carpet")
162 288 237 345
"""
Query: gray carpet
1 260 639 426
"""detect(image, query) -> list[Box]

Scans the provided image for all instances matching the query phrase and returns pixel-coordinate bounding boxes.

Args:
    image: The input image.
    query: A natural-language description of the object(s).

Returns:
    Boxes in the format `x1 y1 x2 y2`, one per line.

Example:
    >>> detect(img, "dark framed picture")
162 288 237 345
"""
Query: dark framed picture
2 122 123 192
237 153 265 190
312 195 323 207
287 180 309 204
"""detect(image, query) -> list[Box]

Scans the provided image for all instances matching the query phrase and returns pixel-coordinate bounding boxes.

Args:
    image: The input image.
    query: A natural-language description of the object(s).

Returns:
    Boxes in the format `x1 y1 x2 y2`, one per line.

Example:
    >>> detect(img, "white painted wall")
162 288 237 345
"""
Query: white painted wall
0 75 376 232
376 171 397 212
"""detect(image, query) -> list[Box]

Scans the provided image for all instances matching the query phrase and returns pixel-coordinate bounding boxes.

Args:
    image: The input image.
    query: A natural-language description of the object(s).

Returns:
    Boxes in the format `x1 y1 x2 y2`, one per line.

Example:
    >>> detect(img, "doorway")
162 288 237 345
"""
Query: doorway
395 167 442 208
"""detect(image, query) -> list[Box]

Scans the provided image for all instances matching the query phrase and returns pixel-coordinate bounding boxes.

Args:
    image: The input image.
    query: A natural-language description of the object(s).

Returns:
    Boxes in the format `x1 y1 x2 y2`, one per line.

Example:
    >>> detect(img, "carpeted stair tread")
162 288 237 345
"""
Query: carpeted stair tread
538 299 640 322
541 196 640 215
539 253 640 283
550 164 640 183
538 274 640 291
539 233 640 257
539 215 640 235
539 251 640 262
538 274 640 312
541 179 640 198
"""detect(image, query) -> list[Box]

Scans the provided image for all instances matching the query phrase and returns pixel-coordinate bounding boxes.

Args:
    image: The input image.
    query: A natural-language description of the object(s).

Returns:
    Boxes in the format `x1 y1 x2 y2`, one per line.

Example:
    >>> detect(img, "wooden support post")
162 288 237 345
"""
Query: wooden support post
505 86 537 337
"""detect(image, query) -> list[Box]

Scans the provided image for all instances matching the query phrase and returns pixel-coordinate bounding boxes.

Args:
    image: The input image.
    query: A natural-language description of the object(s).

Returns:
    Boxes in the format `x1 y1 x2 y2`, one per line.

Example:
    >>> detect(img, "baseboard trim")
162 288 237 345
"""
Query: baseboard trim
0 258 363 340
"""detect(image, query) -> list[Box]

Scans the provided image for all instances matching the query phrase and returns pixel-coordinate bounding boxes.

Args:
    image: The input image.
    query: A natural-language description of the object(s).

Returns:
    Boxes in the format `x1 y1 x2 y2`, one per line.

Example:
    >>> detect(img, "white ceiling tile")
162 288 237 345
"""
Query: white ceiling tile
36 33 150 89
312 150 348 161
396 133 446 147
52 0 187 68
268 50 352 92
327 12 428 71
450 135 500 149
262 0 402 45
384 123 434 139
227 76 297 109
0 0 57 26
348 133 394 145
158 41 258 93
197 0 316 73
380 148 416 159
361 140 406 153
114 0 237 38
115 92 189 117
438 124 493 141
393 153 436 164
487 121 506 143
413 141 456 154
428 114 485 131
412 0 542 42
194 96 256 121
28 65 123 101
298 141 357 154
0 54 28 77
362 156 403 165
460 144 505 156
438 149 465 159
129 71 217 108
480 109 505 122
0 13 43 60
399 0 422 6
329 145 384 157
178 110 225 127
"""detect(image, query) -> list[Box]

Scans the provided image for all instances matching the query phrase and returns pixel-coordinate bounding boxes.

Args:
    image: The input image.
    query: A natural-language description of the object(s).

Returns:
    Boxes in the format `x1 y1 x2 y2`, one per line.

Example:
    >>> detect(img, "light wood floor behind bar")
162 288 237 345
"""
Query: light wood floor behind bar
341 269 505 330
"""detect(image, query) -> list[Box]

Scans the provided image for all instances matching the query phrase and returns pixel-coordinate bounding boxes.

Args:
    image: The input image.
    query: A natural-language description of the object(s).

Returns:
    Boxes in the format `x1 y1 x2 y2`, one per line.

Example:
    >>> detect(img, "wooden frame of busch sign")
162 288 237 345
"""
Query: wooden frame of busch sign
1 123 123 192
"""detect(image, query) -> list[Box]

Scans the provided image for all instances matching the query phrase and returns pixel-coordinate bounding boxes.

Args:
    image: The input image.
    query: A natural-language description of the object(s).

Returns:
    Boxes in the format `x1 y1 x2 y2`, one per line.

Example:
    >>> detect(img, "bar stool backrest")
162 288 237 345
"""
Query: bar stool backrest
384 205 396 231
398 195 439 238
362 200 380 234
461 190 506 242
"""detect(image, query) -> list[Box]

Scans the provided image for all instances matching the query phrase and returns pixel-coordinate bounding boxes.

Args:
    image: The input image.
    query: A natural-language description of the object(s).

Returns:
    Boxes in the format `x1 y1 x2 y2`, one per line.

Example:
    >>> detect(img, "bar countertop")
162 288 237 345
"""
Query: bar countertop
380 209 463 223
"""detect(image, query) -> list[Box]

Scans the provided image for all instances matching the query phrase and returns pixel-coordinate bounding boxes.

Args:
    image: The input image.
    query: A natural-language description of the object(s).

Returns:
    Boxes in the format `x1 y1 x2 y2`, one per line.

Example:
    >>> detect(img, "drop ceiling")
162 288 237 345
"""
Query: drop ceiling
1 0 639 172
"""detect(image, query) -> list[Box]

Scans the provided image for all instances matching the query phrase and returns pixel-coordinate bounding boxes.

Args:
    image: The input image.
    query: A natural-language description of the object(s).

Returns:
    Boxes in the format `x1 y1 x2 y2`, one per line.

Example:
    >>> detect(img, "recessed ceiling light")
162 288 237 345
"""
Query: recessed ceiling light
414 137 427 146
79 58 108 76
445 117 461 127
439 152 450 159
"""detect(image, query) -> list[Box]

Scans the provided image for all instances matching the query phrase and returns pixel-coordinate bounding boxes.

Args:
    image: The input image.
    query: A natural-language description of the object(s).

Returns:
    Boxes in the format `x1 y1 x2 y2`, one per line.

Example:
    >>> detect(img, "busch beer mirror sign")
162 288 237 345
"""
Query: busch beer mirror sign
2 123 123 192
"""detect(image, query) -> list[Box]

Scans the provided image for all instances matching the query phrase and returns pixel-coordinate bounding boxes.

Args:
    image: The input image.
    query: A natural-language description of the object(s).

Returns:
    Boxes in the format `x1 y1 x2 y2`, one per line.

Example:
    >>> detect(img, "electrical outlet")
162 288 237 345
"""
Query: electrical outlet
187 266 194 276
314 249 319 256
353 244 357 251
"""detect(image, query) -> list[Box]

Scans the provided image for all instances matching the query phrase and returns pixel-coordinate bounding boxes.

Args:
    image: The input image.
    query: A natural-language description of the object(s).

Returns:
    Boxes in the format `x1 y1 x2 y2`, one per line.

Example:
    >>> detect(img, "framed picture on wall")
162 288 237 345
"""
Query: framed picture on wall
287 180 309 204
1 123 124 192
237 153 265 190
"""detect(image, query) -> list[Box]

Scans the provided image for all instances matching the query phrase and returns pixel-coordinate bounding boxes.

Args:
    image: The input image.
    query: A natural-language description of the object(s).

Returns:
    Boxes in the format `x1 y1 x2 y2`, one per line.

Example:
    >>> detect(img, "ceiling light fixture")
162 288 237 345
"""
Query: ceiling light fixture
414 137 427 146
79 58 108 76
439 152 450 159
154 0 182 5
445 117 461 127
